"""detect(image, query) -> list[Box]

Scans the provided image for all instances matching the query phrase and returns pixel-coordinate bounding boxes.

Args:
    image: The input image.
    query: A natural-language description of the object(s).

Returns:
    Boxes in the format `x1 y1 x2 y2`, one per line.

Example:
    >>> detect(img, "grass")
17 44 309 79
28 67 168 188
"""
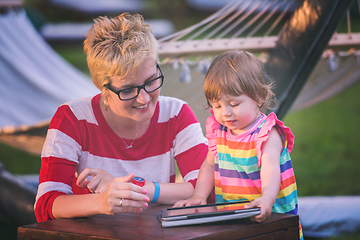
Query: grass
283 82 360 197
0 143 40 174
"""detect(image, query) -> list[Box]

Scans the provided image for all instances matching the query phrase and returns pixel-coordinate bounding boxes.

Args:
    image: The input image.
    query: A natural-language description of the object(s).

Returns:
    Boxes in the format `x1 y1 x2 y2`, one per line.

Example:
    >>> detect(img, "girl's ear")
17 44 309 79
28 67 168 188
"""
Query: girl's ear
257 98 265 109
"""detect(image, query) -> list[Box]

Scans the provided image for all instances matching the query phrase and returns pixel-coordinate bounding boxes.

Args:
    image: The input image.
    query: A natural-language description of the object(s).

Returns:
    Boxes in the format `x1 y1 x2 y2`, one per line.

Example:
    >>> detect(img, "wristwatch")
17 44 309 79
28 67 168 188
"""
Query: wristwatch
132 176 145 187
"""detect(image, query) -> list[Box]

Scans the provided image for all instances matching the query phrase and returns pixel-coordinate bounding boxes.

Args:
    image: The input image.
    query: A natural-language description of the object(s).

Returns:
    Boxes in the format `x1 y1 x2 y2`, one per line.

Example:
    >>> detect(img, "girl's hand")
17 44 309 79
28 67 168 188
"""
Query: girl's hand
76 168 116 193
98 173 150 215
173 196 206 207
245 196 273 222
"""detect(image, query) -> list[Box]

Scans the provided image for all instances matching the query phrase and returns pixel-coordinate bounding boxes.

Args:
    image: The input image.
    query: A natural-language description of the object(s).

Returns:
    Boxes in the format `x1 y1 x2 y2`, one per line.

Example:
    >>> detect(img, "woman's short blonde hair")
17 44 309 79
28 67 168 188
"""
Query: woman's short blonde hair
204 50 275 112
84 13 159 91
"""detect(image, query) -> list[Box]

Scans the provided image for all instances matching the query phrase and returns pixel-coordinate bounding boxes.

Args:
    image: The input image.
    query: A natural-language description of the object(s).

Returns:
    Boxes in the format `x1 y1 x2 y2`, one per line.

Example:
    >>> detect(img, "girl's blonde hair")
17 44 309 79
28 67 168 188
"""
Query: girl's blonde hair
204 50 275 112
84 13 159 91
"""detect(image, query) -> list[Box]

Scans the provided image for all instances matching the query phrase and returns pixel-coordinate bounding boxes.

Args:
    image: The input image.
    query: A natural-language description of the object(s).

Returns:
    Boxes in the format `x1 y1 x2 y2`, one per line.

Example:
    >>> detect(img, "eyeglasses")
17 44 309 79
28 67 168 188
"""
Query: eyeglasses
104 64 164 101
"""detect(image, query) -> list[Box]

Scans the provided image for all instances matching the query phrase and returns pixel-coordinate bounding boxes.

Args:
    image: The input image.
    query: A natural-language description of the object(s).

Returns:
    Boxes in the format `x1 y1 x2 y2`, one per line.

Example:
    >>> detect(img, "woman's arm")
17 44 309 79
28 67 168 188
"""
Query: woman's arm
52 173 150 219
77 167 195 205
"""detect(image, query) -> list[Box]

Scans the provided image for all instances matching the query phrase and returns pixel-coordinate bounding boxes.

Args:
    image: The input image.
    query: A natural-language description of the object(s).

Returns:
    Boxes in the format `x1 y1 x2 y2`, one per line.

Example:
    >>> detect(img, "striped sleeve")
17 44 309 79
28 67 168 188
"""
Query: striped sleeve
160 97 208 187
34 103 84 222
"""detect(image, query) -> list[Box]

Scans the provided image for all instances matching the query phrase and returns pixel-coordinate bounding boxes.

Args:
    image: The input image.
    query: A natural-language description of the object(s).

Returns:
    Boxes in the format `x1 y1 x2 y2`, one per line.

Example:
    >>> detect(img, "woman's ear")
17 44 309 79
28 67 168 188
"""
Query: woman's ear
102 92 109 111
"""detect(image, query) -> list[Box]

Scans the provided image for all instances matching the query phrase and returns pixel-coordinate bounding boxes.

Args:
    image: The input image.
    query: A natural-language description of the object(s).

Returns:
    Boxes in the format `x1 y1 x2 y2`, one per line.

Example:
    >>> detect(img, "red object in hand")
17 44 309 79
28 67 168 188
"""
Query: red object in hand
132 176 145 187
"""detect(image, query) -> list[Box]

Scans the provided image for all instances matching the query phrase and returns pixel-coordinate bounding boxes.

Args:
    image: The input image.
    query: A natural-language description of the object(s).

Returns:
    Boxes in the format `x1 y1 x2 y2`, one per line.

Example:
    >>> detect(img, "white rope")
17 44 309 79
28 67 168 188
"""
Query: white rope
202 1 249 40
218 0 265 39
185 0 244 41
264 0 295 37
158 0 237 42
232 0 273 38
247 0 287 37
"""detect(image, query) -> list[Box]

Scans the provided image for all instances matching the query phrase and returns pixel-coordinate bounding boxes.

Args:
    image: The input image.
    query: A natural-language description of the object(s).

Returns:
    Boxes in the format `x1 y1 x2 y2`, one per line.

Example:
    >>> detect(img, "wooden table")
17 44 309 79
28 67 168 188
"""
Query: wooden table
18 203 299 239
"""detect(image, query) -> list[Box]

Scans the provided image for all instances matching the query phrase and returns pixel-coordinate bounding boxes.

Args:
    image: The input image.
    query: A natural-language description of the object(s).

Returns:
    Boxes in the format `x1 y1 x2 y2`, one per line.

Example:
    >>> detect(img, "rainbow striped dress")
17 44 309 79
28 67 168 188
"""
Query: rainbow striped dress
206 111 303 239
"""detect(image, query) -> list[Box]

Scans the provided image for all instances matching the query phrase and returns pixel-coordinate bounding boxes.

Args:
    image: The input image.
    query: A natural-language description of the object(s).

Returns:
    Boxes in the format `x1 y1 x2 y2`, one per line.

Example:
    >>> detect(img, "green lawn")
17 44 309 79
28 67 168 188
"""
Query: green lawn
284 82 360 197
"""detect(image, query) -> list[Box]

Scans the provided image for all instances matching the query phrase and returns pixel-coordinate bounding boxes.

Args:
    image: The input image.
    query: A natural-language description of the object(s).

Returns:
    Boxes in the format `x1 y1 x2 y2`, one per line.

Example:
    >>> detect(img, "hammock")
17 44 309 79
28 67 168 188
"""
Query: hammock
0 9 100 134
158 0 360 120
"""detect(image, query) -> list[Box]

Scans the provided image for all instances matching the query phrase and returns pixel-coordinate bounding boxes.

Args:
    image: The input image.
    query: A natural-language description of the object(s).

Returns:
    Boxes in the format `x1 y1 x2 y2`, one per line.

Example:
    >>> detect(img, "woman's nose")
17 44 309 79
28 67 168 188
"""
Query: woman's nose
136 88 150 103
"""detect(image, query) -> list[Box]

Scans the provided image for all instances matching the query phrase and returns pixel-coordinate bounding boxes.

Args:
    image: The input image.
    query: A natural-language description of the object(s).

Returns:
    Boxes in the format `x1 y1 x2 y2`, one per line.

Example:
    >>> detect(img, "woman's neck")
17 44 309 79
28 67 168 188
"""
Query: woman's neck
100 95 150 139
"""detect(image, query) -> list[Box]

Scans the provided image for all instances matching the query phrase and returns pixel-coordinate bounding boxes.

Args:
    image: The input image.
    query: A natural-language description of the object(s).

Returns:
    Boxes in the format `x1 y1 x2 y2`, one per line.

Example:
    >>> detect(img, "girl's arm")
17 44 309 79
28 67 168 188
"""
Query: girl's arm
173 150 215 207
246 127 282 222
144 181 195 205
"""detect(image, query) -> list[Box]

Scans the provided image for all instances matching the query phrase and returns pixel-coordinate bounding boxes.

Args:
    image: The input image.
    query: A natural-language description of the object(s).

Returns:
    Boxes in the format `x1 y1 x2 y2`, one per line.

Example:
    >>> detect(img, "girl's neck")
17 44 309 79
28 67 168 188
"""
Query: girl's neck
231 112 263 136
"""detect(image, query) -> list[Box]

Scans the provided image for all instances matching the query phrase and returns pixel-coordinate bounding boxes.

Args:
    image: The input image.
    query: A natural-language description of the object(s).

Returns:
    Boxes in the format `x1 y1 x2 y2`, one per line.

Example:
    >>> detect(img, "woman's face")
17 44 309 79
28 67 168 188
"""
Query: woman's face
107 59 161 123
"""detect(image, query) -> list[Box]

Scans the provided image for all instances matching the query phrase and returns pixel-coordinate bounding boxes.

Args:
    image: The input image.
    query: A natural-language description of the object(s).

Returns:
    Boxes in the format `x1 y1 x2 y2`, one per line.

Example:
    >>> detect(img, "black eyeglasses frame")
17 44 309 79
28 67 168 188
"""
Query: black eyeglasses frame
104 64 164 101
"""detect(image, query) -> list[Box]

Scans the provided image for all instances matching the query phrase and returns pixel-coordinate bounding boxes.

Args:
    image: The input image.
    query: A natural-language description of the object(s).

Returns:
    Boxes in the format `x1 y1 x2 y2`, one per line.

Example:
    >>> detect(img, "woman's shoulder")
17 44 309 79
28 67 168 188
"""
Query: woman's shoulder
56 95 97 123
157 96 201 128
62 96 93 108
158 95 186 107
158 96 191 116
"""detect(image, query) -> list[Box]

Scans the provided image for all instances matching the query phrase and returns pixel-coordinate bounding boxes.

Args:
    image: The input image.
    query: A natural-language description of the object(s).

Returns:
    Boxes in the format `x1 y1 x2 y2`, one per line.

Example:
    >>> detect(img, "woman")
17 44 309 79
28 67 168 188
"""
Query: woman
34 13 208 222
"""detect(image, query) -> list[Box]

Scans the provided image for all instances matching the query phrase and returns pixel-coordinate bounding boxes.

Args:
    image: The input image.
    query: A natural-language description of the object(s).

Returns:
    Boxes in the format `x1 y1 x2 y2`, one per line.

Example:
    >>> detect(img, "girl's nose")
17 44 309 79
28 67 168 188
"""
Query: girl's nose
222 106 231 117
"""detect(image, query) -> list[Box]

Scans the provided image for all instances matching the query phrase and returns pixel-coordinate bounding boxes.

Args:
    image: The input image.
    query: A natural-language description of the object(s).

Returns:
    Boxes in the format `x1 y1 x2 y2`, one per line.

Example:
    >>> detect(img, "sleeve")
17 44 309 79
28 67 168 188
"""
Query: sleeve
34 105 83 222
206 110 219 161
256 112 295 167
172 103 208 188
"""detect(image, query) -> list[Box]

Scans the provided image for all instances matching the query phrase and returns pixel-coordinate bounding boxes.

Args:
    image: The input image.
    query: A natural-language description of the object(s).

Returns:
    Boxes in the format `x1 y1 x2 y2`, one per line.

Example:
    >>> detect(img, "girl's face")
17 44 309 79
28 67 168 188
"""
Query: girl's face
107 59 161 123
211 93 260 135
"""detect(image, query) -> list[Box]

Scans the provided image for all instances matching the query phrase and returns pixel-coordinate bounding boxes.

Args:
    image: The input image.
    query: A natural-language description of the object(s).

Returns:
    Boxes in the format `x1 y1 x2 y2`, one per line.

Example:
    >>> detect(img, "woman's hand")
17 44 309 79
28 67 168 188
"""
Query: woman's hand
52 172 150 219
76 168 116 193
97 173 150 215
245 196 273 222
173 195 206 208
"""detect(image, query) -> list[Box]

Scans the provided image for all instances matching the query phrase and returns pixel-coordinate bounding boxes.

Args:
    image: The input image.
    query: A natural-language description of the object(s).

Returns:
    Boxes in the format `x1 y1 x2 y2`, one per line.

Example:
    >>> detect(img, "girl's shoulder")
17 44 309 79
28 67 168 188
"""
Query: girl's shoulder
205 110 220 137
261 112 294 148
256 113 295 164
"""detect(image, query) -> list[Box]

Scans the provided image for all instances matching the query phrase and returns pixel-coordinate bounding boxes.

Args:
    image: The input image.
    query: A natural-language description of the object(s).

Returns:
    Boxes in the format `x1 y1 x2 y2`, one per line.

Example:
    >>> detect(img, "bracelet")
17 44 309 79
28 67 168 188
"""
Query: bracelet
151 182 160 203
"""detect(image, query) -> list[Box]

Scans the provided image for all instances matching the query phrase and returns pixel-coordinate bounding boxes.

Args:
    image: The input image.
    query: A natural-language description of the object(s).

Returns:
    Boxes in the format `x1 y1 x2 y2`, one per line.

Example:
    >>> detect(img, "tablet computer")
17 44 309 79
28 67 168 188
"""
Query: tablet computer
160 200 260 227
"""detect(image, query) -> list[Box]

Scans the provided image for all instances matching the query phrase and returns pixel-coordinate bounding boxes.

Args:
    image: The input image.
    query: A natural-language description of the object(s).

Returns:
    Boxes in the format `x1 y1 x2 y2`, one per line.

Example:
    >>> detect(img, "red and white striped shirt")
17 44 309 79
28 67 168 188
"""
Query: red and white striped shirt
35 94 208 222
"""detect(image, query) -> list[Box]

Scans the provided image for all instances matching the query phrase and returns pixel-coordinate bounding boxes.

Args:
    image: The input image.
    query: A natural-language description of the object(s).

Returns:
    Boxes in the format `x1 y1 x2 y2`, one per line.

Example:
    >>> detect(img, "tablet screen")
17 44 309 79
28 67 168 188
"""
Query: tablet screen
162 200 257 219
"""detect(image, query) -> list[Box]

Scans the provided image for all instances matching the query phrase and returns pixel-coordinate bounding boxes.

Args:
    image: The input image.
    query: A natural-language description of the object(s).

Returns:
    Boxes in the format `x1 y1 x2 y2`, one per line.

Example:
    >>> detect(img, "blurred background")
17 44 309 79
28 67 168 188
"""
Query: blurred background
0 0 359 239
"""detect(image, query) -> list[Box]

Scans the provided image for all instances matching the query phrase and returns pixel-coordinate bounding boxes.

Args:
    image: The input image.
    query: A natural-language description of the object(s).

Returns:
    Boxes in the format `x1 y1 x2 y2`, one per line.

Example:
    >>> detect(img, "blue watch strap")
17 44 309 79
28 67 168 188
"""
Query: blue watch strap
151 182 160 203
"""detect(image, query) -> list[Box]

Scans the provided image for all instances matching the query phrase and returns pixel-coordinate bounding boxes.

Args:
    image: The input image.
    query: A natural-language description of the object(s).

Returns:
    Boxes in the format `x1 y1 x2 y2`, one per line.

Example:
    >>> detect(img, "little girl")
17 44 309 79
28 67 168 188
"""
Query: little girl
174 50 303 239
